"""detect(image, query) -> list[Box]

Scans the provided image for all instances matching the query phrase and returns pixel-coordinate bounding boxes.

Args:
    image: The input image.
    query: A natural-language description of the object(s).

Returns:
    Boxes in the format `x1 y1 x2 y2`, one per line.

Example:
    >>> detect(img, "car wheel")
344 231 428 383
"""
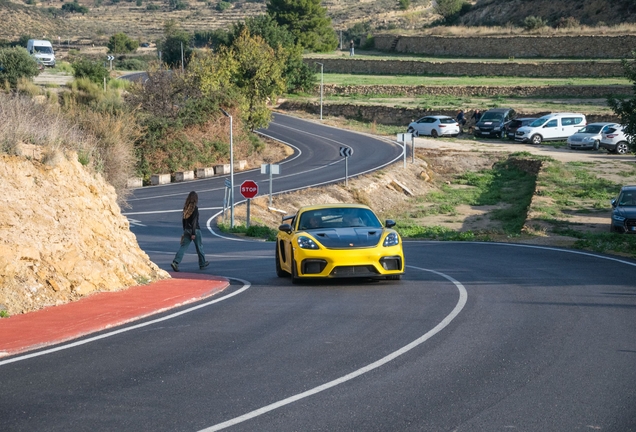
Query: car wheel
616 142 629 154
500 130 506 139
291 256 300 284
386 274 402 281
531 134 543 145
275 245 286 278
593 140 600 150
431 129 439 138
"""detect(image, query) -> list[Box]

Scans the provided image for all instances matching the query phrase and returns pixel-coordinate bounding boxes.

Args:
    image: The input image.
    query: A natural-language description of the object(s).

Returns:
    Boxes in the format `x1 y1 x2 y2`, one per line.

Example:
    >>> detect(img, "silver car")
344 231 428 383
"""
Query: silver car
567 122 618 150
407 115 460 138
600 125 632 155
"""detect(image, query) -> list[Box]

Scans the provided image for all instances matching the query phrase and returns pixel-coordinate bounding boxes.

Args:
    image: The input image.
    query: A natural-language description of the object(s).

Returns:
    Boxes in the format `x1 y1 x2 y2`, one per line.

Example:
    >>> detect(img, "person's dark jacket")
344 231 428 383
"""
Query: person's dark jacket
182 207 200 233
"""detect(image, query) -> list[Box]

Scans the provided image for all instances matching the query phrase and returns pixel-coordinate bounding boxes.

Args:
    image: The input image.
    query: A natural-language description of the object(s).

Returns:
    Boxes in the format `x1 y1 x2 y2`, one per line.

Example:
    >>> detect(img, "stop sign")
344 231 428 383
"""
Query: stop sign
240 180 258 199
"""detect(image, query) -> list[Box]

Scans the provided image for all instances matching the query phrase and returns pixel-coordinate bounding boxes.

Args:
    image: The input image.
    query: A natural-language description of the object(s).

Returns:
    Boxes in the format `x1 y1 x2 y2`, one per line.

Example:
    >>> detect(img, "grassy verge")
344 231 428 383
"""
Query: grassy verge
396 155 538 239
316 73 630 87
217 222 278 241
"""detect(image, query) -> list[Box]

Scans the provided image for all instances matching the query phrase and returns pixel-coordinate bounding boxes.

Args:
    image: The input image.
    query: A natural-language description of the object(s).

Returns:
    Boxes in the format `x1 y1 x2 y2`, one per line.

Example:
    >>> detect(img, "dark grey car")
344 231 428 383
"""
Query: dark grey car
611 185 636 233
474 108 516 139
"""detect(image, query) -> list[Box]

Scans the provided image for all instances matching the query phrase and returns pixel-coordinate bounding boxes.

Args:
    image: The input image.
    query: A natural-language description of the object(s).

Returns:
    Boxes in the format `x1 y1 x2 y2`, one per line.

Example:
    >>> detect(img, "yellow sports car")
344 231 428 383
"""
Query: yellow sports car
275 204 404 283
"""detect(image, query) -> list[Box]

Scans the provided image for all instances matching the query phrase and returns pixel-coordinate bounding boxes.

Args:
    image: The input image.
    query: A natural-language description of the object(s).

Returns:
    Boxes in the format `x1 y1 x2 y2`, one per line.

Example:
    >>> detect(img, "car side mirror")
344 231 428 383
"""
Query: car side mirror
611 199 617 208
278 223 293 234
385 219 396 228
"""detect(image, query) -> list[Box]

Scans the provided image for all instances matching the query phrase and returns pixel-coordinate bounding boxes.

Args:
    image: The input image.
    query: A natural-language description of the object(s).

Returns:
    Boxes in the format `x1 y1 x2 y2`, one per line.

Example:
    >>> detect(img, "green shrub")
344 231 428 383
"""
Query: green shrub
0 47 39 88
107 32 139 54
72 58 109 84
524 15 547 30
146 2 159 9
216 1 230 11
115 57 147 70
61 0 89 13
398 0 410 10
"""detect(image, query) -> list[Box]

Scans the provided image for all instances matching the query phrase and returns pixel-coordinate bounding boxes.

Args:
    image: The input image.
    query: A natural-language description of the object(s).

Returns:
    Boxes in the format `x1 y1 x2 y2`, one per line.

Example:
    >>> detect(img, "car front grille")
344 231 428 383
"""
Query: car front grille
330 265 379 277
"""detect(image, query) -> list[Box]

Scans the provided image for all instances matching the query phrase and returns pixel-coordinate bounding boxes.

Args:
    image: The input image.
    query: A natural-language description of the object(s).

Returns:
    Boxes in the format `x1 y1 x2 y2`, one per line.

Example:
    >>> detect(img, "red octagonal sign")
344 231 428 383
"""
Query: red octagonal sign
240 180 258 199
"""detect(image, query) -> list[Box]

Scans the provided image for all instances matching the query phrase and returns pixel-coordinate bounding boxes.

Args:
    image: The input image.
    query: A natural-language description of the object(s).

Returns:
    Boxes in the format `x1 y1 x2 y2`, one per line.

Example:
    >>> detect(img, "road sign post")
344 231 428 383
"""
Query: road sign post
339 146 352 186
397 133 412 168
107 55 114 70
240 180 258 228
261 164 280 207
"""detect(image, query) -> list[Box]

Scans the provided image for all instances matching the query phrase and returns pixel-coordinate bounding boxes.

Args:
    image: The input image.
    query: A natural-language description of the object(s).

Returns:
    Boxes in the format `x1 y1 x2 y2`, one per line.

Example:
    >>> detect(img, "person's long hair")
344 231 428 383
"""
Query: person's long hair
183 191 198 219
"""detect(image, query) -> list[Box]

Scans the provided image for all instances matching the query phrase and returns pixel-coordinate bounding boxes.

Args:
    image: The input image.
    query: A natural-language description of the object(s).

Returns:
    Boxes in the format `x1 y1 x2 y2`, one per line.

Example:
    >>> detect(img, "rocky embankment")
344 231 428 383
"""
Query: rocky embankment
0 151 169 315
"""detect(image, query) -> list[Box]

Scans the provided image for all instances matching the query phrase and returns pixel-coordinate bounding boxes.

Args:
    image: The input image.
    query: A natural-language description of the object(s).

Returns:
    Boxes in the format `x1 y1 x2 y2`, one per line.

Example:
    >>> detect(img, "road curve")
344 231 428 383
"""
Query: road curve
0 115 634 431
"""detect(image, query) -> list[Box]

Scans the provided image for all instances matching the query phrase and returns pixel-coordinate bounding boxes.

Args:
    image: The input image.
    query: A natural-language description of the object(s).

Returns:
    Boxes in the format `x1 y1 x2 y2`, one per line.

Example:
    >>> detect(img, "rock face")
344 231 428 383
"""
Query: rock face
0 152 169 315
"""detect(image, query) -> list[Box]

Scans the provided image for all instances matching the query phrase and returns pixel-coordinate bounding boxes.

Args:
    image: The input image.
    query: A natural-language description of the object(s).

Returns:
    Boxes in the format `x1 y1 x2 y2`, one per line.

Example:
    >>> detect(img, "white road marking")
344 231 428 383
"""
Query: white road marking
199 266 468 432
0 279 251 366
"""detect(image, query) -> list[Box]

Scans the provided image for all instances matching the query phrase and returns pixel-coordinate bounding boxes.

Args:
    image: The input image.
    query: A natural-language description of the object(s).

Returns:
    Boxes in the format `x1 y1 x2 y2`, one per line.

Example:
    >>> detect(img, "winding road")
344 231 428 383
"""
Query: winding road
1 114 635 431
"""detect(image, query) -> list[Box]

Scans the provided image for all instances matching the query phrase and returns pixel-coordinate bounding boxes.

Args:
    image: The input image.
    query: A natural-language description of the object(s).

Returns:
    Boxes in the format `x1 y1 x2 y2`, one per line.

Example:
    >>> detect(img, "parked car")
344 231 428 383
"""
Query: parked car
275 204 404 282
407 115 460 138
600 125 631 154
567 122 618 150
610 185 636 233
505 117 537 140
515 113 586 144
473 108 516 139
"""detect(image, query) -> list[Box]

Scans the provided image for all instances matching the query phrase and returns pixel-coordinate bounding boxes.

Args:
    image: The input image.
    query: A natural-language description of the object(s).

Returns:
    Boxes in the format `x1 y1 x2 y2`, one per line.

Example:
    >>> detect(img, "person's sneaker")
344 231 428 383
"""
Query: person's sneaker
200 261 210 270
171 262 179 272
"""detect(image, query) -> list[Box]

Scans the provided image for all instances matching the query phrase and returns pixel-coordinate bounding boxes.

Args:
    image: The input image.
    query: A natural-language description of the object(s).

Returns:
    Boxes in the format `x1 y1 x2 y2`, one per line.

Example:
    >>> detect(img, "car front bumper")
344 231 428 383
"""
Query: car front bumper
293 244 405 279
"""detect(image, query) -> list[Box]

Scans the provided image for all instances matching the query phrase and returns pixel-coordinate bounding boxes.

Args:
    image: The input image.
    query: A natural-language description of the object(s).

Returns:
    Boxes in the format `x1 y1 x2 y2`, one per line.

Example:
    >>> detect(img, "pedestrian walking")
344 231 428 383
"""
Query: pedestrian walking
349 40 354 56
472 109 482 123
171 191 209 272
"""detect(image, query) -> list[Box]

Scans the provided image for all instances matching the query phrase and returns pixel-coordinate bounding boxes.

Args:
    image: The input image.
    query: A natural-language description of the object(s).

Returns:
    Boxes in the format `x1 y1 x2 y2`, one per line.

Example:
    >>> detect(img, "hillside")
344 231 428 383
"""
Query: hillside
1 0 634 44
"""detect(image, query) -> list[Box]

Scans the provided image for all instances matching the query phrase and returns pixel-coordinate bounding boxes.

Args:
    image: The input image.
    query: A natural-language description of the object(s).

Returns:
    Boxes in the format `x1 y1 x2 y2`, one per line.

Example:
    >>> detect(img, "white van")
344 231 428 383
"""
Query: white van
26 39 56 67
515 113 586 145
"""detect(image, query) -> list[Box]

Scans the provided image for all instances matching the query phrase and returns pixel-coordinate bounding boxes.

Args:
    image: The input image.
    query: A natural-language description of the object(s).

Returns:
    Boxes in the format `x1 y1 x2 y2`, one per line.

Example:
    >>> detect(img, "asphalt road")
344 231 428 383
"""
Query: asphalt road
1 115 635 431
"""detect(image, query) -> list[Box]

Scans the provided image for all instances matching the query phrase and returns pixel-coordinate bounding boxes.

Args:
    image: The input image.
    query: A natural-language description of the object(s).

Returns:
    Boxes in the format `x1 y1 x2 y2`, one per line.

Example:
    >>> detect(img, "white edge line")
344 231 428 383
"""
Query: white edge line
199 266 467 432
0 278 251 366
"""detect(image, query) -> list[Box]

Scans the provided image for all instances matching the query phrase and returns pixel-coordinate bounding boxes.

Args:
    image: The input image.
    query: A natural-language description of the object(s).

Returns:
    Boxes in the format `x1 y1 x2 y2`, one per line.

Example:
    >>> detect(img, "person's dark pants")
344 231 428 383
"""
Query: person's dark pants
173 229 206 267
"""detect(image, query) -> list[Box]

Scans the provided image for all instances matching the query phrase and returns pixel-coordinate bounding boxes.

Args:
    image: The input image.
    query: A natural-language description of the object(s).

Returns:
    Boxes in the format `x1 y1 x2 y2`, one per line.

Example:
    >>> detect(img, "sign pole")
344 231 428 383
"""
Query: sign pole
246 199 251 228
412 135 415 163
269 168 273 207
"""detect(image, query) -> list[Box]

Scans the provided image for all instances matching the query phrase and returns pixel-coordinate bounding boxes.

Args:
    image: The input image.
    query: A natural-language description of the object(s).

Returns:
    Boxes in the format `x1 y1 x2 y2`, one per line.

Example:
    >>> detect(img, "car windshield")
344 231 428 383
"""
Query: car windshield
617 191 636 206
530 117 549 127
578 125 603 134
481 113 503 122
298 208 383 230
438 118 456 124
34 46 53 54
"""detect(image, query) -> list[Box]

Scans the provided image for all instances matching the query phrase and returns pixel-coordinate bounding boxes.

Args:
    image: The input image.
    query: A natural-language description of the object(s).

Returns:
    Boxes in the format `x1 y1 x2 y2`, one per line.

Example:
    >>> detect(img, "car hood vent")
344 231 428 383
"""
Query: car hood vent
313 228 382 248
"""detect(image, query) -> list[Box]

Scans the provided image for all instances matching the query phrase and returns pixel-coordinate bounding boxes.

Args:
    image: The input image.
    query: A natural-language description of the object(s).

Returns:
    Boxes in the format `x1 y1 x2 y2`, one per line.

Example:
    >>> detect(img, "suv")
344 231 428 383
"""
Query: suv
600 125 631 154
473 108 516 139
611 185 636 233
515 113 586 145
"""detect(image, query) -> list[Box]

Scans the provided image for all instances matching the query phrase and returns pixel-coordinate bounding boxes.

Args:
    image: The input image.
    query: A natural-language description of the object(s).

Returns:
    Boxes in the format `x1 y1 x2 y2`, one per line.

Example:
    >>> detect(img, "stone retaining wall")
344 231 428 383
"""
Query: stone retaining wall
373 34 636 59
304 58 625 78
277 101 619 127
318 84 630 98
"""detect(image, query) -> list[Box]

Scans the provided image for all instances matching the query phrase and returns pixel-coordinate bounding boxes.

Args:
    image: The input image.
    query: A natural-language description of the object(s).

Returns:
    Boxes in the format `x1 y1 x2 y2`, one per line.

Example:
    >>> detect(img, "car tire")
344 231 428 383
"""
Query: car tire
531 134 543 145
291 256 300 284
275 246 286 278
500 130 505 139
616 142 629 155
431 129 439 138
593 140 600 150
386 274 402 281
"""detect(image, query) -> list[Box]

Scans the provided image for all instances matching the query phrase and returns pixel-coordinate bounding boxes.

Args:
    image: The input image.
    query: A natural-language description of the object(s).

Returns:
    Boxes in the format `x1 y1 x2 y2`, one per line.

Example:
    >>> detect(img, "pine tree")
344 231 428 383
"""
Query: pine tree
266 0 338 52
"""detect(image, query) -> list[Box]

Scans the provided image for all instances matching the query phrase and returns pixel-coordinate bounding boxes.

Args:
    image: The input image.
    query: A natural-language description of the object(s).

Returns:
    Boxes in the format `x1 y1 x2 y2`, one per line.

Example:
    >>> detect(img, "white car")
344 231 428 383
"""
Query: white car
515 113 586 145
407 115 460 138
600 125 632 155
567 122 618 150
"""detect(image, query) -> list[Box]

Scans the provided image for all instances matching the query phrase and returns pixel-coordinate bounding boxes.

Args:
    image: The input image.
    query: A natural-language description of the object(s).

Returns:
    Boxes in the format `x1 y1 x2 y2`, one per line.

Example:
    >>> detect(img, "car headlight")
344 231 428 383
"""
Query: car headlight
612 214 626 222
297 236 319 249
494 127 501 131
383 232 399 247
474 126 480 131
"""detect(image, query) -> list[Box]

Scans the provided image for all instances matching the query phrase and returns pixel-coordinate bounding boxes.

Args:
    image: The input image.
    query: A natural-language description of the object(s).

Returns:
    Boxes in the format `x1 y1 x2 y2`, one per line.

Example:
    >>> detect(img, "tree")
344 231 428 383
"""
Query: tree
266 0 338 52
189 29 285 129
72 58 109 84
608 53 636 152
0 47 40 88
434 0 464 20
107 32 139 54
158 21 193 69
